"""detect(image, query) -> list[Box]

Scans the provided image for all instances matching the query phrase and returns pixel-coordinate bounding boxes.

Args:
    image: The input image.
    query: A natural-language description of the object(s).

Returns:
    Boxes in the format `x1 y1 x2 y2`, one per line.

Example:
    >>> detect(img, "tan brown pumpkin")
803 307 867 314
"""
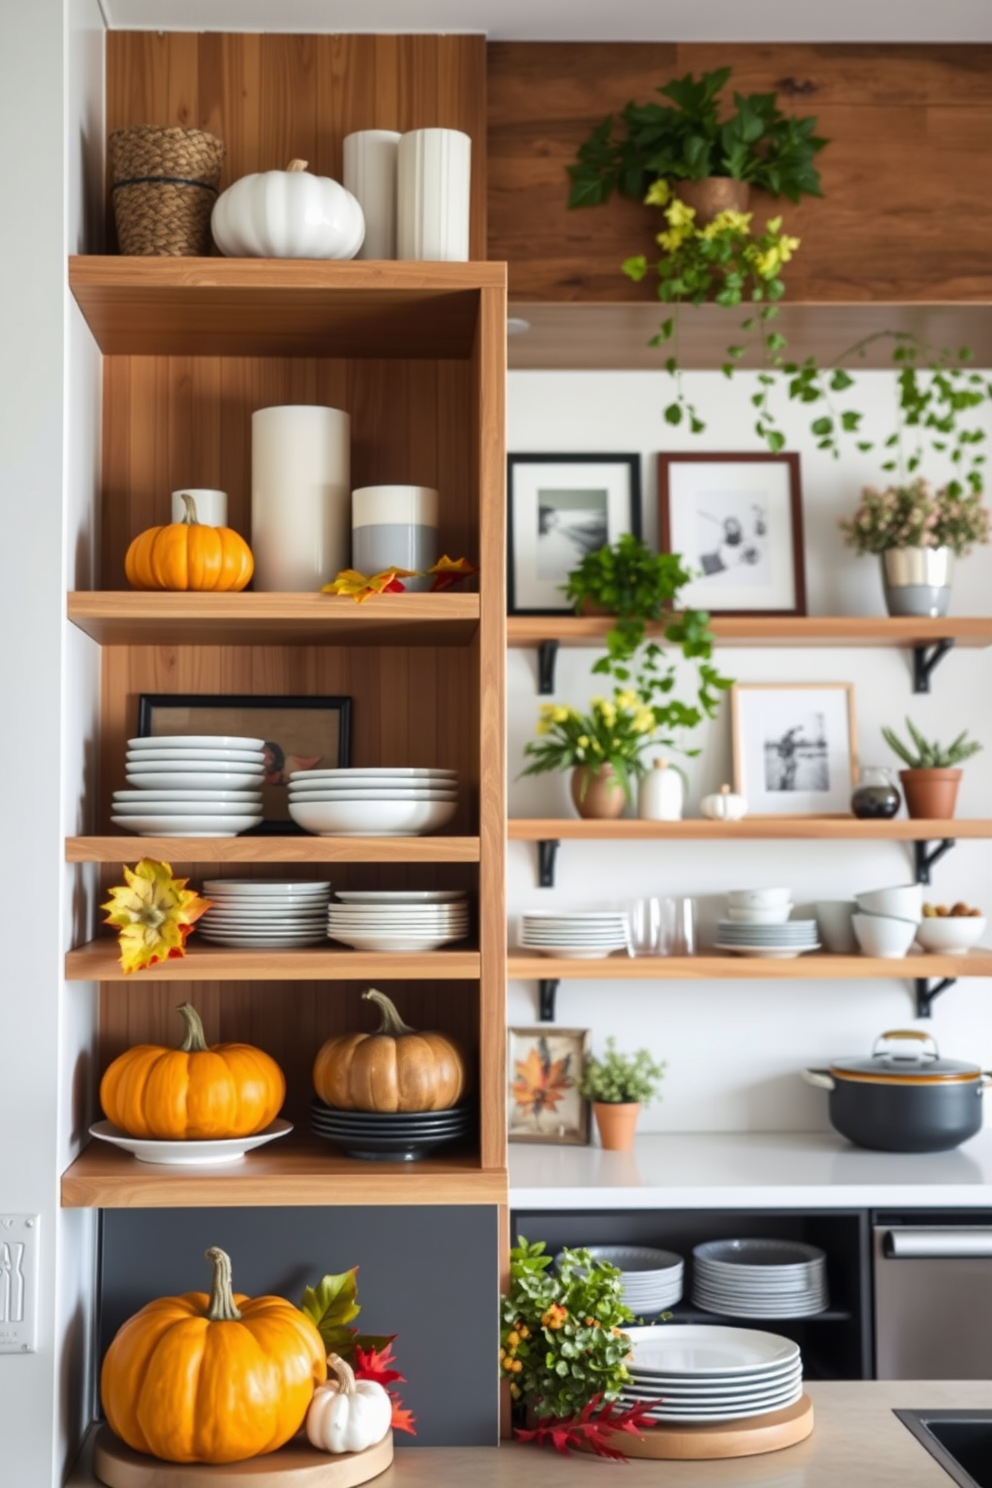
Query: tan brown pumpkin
313 989 466 1112
124 492 254 591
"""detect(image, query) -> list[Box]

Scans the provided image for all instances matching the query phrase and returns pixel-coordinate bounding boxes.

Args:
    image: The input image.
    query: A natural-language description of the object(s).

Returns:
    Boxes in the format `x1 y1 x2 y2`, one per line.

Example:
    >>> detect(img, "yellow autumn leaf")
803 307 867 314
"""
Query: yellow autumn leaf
102 858 210 974
321 567 417 602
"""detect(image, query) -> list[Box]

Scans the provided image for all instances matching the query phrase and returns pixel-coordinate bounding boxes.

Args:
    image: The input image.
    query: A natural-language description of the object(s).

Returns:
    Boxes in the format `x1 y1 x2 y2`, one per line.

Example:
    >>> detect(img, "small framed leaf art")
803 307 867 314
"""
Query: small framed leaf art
507 1027 591 1145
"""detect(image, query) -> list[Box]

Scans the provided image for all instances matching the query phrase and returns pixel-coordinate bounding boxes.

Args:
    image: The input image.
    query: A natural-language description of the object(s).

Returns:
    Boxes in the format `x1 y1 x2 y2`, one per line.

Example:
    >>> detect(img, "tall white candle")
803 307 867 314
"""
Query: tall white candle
343 130 401 260
251 406 351 591
397 128 472 262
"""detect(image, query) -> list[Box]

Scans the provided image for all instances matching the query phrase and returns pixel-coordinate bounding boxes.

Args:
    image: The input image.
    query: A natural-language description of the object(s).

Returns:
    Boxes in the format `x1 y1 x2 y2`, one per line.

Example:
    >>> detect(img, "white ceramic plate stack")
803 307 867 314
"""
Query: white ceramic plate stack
327 889 469 951
520 911 630 959
556 1246 684 1315
199 880 333 948
715 920 820 958
288 768 458 837
692 1239 829 1318
617 1324 804 1425
113 735 266 837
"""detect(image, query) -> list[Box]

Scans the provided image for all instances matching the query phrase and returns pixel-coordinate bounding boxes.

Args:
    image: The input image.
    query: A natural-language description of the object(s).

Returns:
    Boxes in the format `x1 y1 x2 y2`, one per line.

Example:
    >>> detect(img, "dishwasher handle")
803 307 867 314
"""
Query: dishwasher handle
883 1227 992 1259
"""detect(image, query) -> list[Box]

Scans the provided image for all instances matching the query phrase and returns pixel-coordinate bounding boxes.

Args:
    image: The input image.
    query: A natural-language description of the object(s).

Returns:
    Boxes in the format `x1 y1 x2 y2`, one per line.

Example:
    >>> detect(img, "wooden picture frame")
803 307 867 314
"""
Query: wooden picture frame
731 682 858 817
507 1026 591 1145
659 451 806 616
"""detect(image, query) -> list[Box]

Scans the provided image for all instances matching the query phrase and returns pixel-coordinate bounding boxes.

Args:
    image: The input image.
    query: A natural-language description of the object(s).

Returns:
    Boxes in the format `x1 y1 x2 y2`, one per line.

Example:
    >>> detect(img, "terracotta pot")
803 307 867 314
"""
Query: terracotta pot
898 768 962 820
579 597 614 617
673 177 751 225
593 1101 641 1151
570 765 627 819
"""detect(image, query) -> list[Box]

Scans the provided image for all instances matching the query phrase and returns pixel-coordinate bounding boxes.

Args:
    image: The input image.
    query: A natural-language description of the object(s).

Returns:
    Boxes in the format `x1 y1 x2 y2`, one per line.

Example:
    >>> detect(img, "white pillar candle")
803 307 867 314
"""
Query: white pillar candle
343 130 401 260
171 488 228 527
396 128 471 262
251 406 351 591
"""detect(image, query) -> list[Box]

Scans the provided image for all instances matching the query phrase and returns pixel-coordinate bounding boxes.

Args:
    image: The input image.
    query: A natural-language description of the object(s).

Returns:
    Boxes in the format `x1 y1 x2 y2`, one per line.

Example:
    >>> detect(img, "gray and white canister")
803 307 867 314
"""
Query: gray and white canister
352 485 439 592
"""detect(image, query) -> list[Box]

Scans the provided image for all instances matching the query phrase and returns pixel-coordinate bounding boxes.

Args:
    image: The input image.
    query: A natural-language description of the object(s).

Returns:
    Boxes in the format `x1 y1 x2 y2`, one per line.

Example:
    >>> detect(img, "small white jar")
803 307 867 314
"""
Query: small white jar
352 485 439 591
638 758 684 821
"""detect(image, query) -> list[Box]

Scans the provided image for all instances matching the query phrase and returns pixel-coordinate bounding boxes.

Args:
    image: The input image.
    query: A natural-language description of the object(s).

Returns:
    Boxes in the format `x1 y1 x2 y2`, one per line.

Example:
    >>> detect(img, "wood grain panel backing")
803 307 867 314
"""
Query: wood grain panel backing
488 42 992 303
106 33 487 259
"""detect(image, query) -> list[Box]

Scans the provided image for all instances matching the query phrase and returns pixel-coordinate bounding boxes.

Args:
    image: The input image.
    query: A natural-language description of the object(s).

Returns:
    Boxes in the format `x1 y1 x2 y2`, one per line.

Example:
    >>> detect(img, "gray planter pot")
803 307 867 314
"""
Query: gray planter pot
881 546 953 617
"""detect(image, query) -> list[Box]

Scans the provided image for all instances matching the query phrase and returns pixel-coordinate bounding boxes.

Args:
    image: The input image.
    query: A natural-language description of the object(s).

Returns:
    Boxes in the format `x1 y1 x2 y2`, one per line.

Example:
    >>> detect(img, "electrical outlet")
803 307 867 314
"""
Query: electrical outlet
0 1215 39 1353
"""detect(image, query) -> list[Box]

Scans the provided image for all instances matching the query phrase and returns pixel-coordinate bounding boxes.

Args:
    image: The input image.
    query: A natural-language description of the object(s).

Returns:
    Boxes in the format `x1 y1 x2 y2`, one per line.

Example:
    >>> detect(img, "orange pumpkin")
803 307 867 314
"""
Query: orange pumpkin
100 1002 285 1140
313 988 466 1112
124 492 254 591
101 1246 327 1463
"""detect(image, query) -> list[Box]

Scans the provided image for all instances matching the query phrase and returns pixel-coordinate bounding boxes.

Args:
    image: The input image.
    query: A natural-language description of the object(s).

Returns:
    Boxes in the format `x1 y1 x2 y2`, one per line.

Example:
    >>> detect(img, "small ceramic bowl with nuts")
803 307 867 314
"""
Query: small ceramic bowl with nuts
915 902 987 955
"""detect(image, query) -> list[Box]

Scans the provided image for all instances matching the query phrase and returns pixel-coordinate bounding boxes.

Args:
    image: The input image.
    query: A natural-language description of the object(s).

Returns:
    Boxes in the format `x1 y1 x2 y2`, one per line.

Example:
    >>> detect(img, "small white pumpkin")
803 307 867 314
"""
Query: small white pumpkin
305 1352 392 1455
700 783 748 821
212 159 365 259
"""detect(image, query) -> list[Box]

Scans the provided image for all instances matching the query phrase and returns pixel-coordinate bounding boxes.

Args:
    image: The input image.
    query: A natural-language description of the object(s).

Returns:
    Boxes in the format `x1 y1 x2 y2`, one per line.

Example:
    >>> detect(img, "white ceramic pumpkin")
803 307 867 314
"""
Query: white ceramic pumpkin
305 1353 392 1455
700 784 748 821
212 159 365 259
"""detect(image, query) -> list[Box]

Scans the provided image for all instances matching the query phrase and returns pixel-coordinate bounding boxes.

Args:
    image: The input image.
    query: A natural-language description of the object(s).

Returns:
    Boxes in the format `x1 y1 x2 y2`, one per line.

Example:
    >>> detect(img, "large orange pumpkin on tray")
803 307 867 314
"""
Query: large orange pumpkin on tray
313 988 466 1112
100 1002 285 1140
101 1247 327 1463
124 491 254 591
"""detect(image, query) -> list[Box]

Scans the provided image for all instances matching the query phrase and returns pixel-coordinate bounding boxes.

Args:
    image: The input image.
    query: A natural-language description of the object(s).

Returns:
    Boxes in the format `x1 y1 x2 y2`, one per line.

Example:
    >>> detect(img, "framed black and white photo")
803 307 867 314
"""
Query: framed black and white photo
507 1027 591 1145
507 453 641 614
659 452 806 615
732 683 858 817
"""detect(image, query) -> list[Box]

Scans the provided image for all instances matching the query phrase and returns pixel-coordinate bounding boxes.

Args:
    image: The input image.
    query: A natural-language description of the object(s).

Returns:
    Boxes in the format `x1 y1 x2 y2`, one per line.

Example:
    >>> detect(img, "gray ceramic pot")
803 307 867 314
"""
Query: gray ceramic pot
881 546 953 617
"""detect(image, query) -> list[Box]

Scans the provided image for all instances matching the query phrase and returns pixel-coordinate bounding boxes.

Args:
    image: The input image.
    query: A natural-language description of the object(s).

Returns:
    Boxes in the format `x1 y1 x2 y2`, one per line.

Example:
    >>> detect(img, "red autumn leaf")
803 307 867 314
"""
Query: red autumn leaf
389 1400 418 1436
354 1341 405 1387
515 1394 655 1461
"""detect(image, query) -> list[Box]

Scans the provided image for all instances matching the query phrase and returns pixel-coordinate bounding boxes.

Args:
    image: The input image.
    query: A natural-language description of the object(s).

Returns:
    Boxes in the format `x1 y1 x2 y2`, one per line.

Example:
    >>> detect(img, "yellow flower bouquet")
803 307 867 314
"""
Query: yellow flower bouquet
521 691 662 802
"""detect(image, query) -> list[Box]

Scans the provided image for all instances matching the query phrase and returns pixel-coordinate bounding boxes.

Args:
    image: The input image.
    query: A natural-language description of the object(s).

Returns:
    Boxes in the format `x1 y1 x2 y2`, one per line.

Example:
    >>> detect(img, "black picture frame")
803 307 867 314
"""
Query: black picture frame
507 452 642 615
137 693 352 835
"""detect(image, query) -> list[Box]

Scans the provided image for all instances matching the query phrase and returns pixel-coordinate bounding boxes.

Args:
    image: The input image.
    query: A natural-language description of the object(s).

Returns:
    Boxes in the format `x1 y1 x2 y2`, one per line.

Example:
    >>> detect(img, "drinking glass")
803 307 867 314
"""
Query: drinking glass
629 897 661 956
657 896 696 956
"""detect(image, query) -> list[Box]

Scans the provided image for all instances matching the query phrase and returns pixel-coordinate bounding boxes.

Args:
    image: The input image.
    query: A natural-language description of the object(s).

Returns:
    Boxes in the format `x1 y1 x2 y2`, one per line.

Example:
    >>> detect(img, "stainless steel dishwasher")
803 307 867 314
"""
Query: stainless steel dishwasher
874 1220 992 1378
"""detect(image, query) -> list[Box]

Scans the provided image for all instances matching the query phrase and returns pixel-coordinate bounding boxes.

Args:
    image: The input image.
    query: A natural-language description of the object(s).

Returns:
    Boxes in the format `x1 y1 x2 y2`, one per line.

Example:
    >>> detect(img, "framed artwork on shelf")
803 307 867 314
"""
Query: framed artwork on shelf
137 693 352 834
658 452 806 616
507 1026 591 1145
731 682 858 817
507 452 641 614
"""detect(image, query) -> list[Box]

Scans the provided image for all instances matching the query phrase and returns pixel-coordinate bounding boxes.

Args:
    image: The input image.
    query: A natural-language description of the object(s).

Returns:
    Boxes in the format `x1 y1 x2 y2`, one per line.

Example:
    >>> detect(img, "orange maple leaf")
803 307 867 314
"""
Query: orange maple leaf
511 1039 574 1121
390 1401 417 1436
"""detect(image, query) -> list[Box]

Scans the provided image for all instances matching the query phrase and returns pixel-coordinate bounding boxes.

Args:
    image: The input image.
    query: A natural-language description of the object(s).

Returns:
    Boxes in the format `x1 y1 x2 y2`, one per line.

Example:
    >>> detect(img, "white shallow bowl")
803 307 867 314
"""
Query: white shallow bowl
726 889 791 909
289 790 457 803
725 905 794 924
855 884 923 920
915 915 986 954
112 814 263 836
112 802 263 816
204 881 332 895
114 789 265 804
89 1118 292 1165
852 912 918 958
126 749 266 765
129 734 266 751
328 932 464 951
289 798 457 835
290 767 457 780
125 772 266 791
334 890 467 904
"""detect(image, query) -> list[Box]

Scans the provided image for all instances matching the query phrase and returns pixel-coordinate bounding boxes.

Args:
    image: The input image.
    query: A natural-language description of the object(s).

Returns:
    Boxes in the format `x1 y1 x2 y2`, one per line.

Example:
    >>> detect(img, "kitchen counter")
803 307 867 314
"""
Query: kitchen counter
510 1129 992 1210
69 1383 992 1486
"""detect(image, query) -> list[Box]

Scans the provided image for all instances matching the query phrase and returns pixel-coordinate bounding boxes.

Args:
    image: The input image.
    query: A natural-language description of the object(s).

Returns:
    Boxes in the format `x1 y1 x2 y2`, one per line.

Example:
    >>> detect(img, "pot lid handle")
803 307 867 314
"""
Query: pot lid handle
872 1029 939 1063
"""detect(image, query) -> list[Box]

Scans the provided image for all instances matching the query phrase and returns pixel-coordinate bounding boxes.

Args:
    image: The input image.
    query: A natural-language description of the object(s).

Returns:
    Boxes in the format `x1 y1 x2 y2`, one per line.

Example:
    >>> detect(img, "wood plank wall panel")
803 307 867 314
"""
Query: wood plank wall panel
488 43 992 303
106 33 487 259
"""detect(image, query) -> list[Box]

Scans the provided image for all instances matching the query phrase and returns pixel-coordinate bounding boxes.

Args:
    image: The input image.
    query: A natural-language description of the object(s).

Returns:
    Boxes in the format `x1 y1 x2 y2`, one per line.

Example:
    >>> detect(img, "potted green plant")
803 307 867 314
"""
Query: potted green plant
881 719 982 819
522 695 659 818
579 1038 665 1151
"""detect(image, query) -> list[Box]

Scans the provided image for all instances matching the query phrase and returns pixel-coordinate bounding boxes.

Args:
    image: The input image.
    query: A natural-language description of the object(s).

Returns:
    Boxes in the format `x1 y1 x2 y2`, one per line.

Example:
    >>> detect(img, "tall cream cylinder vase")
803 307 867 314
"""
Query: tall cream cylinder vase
343 130 401 260
251 406 351 591
397 128 471 262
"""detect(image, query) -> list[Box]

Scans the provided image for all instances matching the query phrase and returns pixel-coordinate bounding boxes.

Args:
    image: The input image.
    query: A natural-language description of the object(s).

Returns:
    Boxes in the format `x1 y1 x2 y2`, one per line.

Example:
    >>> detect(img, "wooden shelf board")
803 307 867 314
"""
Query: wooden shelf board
69 257 506 358
67 939 480 982
66 836 480 863
61 1133 506 1208
507 950 992 980
507 615 992 649
68 592 480 647
508 818 992 842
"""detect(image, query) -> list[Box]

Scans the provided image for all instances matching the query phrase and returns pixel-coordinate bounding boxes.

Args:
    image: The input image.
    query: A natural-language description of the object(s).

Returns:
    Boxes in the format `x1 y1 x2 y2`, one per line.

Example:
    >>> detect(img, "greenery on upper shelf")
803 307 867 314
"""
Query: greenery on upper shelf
882 719 983 771
579 1038 666 1106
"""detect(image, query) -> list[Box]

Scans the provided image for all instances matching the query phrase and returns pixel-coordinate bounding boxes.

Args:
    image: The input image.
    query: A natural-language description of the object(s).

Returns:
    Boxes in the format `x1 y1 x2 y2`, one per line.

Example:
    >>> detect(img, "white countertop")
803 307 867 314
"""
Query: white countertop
510 1129 992 1209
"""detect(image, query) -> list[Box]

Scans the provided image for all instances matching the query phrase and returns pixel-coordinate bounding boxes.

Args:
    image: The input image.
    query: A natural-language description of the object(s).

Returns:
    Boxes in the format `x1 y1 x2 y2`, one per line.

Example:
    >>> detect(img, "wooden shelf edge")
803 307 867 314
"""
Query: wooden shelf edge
66 836 481 863
506 615 992 649
67 940 482 982
507 818 992 842
70 256 507 293
507 951 992 980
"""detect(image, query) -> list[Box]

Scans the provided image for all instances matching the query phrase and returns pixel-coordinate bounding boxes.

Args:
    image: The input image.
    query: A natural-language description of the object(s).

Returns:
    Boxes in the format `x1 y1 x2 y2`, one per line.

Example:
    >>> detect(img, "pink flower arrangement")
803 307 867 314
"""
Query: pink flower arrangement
840 479 991 558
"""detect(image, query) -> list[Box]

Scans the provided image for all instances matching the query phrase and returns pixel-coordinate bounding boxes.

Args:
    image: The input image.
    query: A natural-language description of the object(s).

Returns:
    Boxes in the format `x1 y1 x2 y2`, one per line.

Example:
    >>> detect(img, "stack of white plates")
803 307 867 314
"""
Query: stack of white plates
556 1246 684 1315
692 1239 829 1318
199 880 332 947
520 911 630 959
288 769 458 837
327 889 469 951
714 920 820 958
114 735 266 837
617 1324 803 1425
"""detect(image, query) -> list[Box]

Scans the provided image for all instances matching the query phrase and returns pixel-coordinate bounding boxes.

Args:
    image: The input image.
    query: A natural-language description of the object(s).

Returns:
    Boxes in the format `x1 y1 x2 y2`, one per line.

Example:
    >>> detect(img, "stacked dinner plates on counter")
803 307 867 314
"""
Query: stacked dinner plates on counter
327 890 469 951
310 1098 476 1161
199 880 332 948
520 911 630 959
556 1246 684 1315
617 1324 803 1425
714 918 820 959
288 768 458 837
692 1239 829 1318
113 735 266 837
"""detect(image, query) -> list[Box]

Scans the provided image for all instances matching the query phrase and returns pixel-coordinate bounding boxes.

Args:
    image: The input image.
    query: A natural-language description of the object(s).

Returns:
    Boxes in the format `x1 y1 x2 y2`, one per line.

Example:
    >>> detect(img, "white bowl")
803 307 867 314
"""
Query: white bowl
125 771 266 791
288 797 457 836
726 889 791 909
289 767 457 780
914 915 987 955
114 789 265 803
126 749 266 764
855 884 923 921
852 912 918 958
288 790 456 803
815 900 859 954
112 814 263 836
203 881 331 895
725 905 794 924
112 801 263 816
128 734 266 751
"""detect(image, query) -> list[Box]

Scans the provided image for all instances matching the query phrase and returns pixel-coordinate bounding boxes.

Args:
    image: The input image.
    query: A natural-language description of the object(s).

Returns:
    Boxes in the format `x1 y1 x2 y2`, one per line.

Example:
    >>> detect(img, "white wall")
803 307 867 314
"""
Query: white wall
507 369 992 1134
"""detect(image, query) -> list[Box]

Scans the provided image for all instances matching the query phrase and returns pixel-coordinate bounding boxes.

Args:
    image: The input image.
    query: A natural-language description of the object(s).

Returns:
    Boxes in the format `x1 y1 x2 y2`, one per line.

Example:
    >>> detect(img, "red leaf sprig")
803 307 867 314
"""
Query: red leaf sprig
515 1393 655 1461
354 1342 418 1436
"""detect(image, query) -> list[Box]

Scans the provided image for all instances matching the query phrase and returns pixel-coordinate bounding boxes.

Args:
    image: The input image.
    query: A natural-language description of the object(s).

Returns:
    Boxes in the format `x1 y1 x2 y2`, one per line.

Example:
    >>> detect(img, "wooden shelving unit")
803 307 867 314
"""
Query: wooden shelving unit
66 836 480 864
507 950 992 981
508 818 992 842
67 940 481 983
507 615 992 650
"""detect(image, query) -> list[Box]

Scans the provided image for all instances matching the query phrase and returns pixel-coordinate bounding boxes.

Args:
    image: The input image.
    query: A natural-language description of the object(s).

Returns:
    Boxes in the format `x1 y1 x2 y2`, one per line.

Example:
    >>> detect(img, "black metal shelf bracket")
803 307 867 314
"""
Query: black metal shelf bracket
915 976 957 1019
913 838 956 884
537 640 560 695
539 979 560 1022
913 638 955 693
537 838 560 888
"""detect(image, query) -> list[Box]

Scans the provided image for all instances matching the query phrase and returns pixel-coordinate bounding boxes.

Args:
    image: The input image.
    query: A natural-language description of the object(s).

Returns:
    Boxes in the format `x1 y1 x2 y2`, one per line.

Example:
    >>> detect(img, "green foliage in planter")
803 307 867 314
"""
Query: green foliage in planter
882 719 982 771
579 1038 666 1106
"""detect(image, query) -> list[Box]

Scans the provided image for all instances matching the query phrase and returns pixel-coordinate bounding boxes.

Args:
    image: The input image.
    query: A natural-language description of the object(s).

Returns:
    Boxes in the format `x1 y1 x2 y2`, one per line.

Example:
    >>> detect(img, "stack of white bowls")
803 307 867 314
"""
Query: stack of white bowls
199 880 332 948
288 768 458 837
852 883 922 958
113 735 266 837
557 1246 684 1315
692 1239 828 1318
715 888 819 959
520 911 630 959
327 889 469 951
616 1325 803 1425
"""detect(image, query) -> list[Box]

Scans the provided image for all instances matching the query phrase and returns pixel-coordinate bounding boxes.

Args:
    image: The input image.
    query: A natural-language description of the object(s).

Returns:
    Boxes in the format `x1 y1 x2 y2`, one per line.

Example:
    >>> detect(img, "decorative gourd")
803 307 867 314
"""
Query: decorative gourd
305 1353 392 1455
700 784 748 821
313 989 466 1112
100 1246 327 1464
124 493 254 592
100 1002 286 1140
212 159 365 259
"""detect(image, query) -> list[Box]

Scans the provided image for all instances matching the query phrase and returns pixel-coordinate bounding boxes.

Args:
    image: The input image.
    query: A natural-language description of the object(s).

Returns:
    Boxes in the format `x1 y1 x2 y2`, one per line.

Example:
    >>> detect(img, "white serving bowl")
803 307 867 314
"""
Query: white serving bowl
112 814 264 836
288 797 457 836
725 905 794 925
726 889 791 909
914 915 987 955
288 789 456 803
852 912 918 958
855 884 923 921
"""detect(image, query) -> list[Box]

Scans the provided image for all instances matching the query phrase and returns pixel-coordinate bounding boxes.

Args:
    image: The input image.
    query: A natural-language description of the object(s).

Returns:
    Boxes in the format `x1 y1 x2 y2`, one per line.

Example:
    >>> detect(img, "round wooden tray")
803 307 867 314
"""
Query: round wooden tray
609 1394 814 1460
93 1426 394 1488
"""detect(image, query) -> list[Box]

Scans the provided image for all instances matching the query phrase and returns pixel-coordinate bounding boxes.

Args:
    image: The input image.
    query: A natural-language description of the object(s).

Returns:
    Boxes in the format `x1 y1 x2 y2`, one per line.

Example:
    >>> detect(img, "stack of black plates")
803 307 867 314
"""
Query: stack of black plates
310 1098 476 1162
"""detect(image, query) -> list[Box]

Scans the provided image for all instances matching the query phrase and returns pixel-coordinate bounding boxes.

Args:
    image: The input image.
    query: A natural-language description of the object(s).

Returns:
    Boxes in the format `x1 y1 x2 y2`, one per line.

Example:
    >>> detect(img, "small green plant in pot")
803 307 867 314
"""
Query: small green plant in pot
579 1038 666 1151
882 719 982 820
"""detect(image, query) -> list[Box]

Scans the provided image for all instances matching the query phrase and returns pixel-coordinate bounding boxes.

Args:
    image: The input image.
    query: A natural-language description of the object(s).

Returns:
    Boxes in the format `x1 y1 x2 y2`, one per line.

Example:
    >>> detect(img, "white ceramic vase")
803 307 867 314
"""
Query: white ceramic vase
251 406 351 591
638 759 684 821
343 130 401 260
397 128 471 262
352 485 439 591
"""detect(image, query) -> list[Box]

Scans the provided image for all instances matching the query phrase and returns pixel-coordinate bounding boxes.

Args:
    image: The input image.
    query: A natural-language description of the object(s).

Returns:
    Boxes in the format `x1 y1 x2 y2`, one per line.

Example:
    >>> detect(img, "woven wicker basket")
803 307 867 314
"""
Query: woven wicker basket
110 126 226 256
